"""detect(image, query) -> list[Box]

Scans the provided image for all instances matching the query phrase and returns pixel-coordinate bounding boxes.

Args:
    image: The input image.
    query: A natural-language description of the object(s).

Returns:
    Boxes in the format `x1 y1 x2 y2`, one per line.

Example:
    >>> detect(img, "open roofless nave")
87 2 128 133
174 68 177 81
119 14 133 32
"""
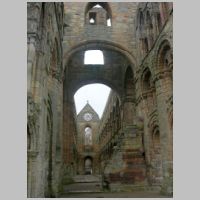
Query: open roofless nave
27 2 173 198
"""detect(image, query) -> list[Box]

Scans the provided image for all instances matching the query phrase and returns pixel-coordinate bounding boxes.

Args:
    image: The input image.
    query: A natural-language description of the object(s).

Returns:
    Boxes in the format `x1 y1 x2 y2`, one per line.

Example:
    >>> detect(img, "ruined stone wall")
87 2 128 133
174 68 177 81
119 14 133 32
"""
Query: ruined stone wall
96 2 173 194
27 2 173 197
63 2 138 63
135 2 173 194
98 91 121 172
27 2 64 197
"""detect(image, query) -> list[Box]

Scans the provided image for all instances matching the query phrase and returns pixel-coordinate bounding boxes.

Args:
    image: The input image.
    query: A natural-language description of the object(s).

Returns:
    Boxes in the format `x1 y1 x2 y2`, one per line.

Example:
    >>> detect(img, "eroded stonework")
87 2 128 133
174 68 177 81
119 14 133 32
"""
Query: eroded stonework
27 2 173 197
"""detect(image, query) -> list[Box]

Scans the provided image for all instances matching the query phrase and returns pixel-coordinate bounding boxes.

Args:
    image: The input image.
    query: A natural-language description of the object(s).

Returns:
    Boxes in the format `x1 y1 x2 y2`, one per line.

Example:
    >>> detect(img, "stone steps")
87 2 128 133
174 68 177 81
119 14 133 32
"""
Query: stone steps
60 174 103 196
73 174 102 183
62 182 102 193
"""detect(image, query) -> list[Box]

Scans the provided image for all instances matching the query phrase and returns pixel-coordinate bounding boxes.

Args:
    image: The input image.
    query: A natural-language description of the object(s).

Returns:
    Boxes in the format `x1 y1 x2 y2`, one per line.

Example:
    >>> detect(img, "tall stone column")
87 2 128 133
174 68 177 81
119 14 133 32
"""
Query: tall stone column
27 151 39 197
154 72 173 195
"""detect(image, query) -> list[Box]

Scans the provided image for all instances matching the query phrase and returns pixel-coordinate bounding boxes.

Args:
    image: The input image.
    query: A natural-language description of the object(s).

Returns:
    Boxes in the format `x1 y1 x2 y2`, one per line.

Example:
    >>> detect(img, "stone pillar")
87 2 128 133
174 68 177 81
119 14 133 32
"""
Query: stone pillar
27 151 39 197
122 99 135 127
154 73 173 195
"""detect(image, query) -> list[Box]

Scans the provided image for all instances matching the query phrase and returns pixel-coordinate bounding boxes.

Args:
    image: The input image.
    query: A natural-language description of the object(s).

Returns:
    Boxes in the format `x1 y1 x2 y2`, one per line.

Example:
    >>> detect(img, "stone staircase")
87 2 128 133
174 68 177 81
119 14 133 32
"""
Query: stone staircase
60 174 103 197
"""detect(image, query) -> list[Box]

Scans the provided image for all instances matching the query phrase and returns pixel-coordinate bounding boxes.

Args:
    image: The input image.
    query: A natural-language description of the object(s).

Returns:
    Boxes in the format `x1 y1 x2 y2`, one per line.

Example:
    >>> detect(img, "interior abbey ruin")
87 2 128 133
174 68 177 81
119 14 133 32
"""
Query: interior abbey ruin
27 2 173 198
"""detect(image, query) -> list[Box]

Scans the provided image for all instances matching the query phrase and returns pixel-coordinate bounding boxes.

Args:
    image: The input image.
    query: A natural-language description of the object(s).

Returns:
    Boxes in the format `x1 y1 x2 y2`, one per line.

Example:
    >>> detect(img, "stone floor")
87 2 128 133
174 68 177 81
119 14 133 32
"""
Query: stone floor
59 191 169 198
59 174 171 198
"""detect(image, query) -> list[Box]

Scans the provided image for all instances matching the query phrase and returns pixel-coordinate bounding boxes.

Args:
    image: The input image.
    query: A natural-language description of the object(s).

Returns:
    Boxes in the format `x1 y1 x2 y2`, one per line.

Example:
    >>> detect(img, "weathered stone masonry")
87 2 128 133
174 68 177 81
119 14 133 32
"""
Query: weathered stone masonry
27 2 173 197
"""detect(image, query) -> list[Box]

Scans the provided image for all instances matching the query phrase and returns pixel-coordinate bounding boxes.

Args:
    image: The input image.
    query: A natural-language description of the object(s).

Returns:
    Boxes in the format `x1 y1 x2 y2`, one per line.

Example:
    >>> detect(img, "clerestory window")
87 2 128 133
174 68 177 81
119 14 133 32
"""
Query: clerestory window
84 50 104 65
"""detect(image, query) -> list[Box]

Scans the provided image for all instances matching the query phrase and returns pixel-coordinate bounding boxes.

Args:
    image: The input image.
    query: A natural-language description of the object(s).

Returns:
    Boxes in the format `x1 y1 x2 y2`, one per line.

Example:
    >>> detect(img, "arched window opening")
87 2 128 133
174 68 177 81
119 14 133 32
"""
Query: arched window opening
94 4 102 8
84 156 93 174
107 18 111 26
157 13 162 32
142 68 152 91
84 50 104 65
37 3 46 47
152 126 161 151
146 11 153 28
125 66 134 96
89 12 96 24
144 37 149 53
146 11 154 48
161 45 172 69
74 83 111 118
139 11 144 25
139 11 144 31
39 3 45 29
90 18 95 24
157 41 173 72
85 2 112 26
84 127 92 145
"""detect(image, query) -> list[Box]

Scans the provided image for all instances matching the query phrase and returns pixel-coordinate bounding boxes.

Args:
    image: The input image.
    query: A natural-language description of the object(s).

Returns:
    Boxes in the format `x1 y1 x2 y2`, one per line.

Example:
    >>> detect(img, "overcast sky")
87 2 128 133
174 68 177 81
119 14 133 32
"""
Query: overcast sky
74 83 111 118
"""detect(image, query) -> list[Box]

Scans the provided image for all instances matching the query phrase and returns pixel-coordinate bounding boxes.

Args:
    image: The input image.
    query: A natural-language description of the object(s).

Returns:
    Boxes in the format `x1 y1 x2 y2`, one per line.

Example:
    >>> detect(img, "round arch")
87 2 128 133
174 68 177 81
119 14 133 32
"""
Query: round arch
63 40 137 70
84 156 93 174
153 38 173 69
71 80 122 103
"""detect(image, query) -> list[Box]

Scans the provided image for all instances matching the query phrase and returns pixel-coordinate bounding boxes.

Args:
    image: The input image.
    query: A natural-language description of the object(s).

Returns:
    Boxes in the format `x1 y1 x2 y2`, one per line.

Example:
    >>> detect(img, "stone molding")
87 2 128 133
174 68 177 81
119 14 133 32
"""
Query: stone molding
27 94 40 151
147 109 158 129
153 69 172 83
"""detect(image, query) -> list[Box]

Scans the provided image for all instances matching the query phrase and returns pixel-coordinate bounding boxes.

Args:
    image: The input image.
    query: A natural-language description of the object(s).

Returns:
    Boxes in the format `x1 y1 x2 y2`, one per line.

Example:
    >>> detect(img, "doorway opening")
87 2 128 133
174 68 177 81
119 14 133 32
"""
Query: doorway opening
84 156 93 175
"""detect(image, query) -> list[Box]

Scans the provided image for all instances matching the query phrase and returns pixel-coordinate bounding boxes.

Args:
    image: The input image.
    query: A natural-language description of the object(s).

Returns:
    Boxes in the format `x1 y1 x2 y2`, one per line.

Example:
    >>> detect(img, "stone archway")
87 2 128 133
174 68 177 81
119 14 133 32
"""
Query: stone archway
62 40 137 178
84 156 93 175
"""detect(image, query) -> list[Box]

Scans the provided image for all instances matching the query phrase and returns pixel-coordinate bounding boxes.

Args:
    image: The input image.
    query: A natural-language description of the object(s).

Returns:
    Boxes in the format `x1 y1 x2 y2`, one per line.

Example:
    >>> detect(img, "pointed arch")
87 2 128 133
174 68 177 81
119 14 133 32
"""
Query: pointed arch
141 67 153 92
152 125 160 150
157 40 173 71
124 66 134 97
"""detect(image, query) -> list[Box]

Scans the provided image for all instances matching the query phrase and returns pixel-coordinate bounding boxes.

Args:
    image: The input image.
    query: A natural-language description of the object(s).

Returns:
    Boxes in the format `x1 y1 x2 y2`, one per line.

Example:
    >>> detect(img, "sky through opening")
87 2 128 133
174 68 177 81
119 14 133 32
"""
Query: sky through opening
74 84 111 118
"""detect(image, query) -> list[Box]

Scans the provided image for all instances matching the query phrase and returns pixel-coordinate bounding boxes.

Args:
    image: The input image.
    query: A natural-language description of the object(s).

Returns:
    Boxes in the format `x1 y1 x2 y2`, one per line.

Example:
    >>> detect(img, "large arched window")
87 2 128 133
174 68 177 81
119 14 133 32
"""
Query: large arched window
142 68 152 92
84 127 92 145
152 126 161 150
146 10 154 48
124 66 134 96
139 11 144 29
85 2 112 26
159 44 173 70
